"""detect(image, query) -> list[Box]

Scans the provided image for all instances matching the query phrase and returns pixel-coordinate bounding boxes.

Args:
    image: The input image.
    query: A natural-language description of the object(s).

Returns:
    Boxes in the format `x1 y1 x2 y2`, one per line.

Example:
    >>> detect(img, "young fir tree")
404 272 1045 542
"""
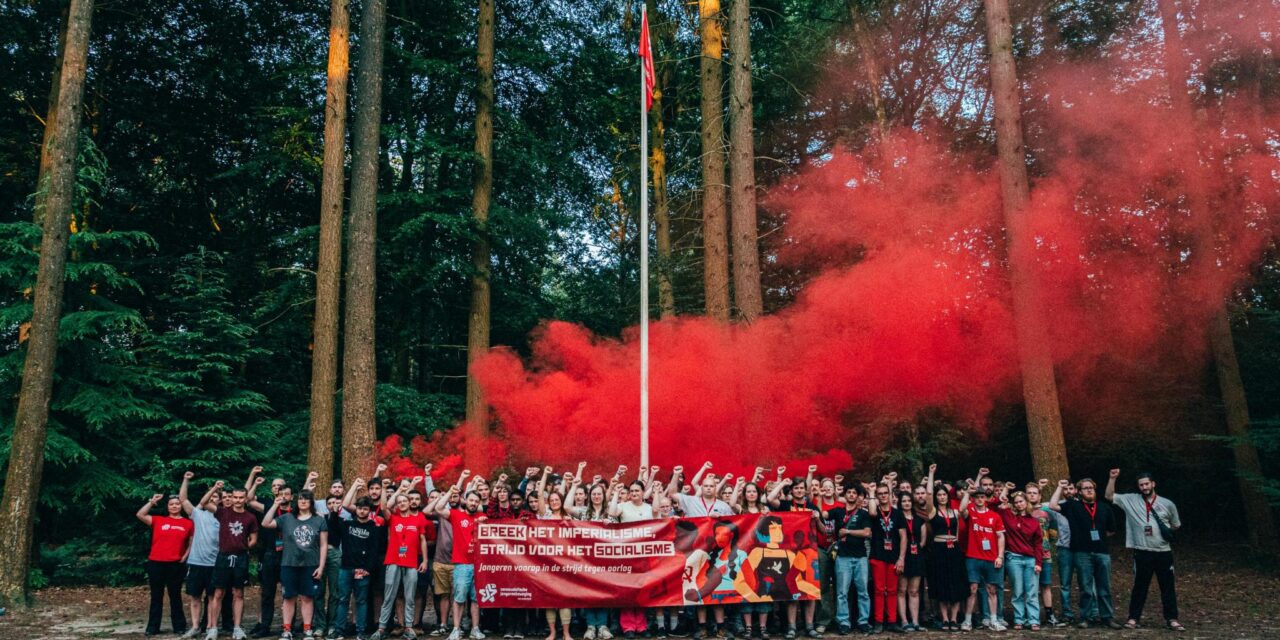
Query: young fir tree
0 135 164 531
137 248 288 484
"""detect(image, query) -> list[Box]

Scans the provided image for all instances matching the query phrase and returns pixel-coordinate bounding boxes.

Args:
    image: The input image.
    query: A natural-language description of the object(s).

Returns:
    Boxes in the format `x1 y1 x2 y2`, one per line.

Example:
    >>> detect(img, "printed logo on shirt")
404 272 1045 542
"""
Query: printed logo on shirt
228 521 245 537
160 523 186 532
293 525 315 549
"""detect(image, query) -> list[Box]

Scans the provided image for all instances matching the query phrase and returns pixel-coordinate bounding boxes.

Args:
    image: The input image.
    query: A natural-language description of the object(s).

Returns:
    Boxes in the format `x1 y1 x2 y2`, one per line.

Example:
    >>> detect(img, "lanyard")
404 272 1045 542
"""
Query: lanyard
904 516 916 544
941 510 953 535
701 497 712 514
1144 496 1158 523
1083 501 1099 528
881 508 894 531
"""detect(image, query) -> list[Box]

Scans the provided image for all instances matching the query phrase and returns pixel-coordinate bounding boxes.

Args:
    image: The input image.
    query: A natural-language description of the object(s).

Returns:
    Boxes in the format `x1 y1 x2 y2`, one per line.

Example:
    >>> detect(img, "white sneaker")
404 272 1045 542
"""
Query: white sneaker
470 629 486 640
206 630 219 640
182 629 203 640
448 628 463 640
584 627 597 640
234 628 248 640
281 632 294 640
598 628 613 640
991 620 1008 632
959 621 971 632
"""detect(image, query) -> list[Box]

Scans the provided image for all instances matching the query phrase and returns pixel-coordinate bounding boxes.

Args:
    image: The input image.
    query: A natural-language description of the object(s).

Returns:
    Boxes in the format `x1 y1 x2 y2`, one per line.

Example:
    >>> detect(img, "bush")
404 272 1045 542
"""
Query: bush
37 538 145 587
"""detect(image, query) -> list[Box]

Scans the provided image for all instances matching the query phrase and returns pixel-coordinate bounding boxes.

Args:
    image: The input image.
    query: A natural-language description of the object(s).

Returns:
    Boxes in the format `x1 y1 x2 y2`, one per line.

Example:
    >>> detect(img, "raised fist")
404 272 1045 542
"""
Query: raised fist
1038 479 1049 488
929 464 938 474
808 465 818 474
213 480 225 490
151 494 164 504
412 476 424 486
252 465 264 475
1109 468 1121 479
497 473 509 483
308 471 320 480
526 467 539 478
543 466 554 474
376 463 389 474
673 465 684 475
183 471 195 480
460 469 472 478
1058 479 1070 488
978 467 990 477
701 461 713 470
424 463 434 475
253 477 266 487
776 466 786 477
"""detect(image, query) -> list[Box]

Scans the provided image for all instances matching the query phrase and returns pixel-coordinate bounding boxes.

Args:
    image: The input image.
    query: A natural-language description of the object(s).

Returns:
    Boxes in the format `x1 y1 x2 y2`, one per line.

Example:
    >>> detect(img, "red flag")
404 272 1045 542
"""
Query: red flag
639 9 656 111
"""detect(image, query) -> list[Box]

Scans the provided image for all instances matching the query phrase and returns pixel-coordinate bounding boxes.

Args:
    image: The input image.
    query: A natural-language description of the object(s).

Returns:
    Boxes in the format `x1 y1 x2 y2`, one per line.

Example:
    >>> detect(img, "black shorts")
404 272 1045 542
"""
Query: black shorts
185 565 215 598
211 552 250 590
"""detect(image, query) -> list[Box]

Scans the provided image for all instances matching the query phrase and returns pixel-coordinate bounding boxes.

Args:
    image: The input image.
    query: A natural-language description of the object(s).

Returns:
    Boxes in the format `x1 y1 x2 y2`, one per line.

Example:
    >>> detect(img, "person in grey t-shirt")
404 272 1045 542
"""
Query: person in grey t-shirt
1105 469 1183 632
264 491 329 638
179 472 231 638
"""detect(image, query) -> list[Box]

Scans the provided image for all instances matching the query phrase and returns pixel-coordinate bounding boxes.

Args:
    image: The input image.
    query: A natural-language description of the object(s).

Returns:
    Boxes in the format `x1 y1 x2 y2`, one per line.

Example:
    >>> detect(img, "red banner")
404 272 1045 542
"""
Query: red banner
474 512 821 608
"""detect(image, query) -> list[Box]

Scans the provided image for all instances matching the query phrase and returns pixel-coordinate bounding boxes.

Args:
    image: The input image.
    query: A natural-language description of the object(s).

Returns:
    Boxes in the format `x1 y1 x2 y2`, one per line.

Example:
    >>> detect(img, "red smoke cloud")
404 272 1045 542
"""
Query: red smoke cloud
380 2 1280 479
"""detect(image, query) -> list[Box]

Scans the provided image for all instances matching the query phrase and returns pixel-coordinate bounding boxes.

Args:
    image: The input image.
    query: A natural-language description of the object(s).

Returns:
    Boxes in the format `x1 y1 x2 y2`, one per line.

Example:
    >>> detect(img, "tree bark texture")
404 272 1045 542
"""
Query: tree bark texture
727 0 762 320
699 0 730 321
465 0 496 467
982 0 1071 483
341 0 385 480
308 0 351 489
0 0 95 609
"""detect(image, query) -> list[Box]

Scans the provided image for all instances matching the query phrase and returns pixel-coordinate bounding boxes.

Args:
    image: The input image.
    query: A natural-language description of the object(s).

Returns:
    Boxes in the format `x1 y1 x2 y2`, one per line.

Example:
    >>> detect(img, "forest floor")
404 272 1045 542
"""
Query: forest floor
0 539 1275 640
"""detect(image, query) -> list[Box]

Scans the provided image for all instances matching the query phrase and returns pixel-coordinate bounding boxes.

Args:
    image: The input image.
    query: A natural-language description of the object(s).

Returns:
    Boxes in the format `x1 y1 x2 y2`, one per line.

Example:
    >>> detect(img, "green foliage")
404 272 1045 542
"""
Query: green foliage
37 538 145 587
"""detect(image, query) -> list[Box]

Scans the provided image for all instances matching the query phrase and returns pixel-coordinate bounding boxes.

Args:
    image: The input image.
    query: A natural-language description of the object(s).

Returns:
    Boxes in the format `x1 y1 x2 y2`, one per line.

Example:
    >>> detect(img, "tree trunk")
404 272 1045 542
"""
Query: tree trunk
727 0 762 321
308 0 350 488
1155 0 1278 552
982 0 1070 482
464 0 496 467
647 0 676 318
340 0 385 480
699 0 730 321
0 0 94 609
32 2 71 226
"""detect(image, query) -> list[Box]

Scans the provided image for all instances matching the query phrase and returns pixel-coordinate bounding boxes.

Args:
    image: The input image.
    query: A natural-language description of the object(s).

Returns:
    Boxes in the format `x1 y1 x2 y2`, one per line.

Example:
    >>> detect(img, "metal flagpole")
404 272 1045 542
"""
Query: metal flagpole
639 5 650 471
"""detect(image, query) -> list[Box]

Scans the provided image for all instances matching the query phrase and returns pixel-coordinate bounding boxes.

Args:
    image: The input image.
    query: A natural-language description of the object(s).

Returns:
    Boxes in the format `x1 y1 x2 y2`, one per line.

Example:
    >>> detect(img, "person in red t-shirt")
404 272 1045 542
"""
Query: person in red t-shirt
370 476 430 640
138 492 194 636
434 470 489 640
962 488 1006 631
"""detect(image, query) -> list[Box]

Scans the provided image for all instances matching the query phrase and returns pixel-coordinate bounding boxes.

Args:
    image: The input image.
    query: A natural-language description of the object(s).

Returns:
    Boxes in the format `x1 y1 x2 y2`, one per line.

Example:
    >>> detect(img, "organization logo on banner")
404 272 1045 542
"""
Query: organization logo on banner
479 583 498 603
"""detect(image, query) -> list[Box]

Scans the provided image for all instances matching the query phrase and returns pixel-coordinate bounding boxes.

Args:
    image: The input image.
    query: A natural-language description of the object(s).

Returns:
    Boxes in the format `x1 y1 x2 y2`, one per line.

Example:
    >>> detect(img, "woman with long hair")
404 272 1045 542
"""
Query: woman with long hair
263 489 329 640
138 493 193 636
895 492 928 631
928 485 969 631
536 467 575 640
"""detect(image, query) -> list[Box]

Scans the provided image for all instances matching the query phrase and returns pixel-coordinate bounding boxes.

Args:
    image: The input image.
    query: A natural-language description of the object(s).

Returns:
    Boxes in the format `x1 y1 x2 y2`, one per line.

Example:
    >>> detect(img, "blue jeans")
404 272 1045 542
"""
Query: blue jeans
584 609 608 627
1057 548 1075 619
834 556 869 627
335 568 372 635
1006 553 1040 626
1073 552 1113 622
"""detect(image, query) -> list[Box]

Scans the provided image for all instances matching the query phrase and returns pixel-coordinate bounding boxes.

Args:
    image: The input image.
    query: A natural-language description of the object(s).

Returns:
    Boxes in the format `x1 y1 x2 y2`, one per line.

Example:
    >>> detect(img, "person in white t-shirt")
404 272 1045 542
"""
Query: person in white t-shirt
1104 469 1183 632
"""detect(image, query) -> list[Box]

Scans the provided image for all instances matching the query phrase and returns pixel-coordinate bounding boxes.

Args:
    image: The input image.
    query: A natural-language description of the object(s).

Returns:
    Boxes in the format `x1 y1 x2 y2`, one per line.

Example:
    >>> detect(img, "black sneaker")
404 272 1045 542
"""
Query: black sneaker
692 630 705 640
837 627 852 636
806 629 821 639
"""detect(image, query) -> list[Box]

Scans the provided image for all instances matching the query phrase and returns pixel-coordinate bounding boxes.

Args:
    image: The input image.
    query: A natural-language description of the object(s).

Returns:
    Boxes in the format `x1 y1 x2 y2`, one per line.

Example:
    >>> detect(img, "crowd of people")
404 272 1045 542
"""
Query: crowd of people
136 461 1184 640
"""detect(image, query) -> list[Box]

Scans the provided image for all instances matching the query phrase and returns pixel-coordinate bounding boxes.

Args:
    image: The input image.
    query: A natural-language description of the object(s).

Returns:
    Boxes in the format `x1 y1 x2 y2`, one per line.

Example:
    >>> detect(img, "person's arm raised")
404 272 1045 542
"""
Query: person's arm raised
179 471 196 515
665 466 683 497
137 494 163 526
766 476 790 507
1105 468 1119 502
690 461 712 490
246 476 267 513
244 465 263 491
262 495 286 529
1048 479 1068 512
201 480 225 513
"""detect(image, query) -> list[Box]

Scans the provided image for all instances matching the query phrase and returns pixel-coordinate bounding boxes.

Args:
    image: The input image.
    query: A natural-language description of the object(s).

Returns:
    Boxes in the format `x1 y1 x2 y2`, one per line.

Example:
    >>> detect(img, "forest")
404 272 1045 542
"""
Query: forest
1 0 1279 601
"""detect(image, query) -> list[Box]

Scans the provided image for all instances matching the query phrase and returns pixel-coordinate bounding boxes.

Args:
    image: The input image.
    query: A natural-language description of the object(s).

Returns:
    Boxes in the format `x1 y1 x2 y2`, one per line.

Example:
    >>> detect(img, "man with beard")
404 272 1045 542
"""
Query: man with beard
1049 478 1119 629
1105 469 1183 632
435 472 488 640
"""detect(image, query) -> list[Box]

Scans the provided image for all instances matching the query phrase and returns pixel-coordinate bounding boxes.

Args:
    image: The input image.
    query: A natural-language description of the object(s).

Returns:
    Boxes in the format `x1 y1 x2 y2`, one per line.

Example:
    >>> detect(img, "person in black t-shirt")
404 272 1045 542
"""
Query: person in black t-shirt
867 484 907 633
828 485 872 634
333 492 386 640
1049 478 1119 629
